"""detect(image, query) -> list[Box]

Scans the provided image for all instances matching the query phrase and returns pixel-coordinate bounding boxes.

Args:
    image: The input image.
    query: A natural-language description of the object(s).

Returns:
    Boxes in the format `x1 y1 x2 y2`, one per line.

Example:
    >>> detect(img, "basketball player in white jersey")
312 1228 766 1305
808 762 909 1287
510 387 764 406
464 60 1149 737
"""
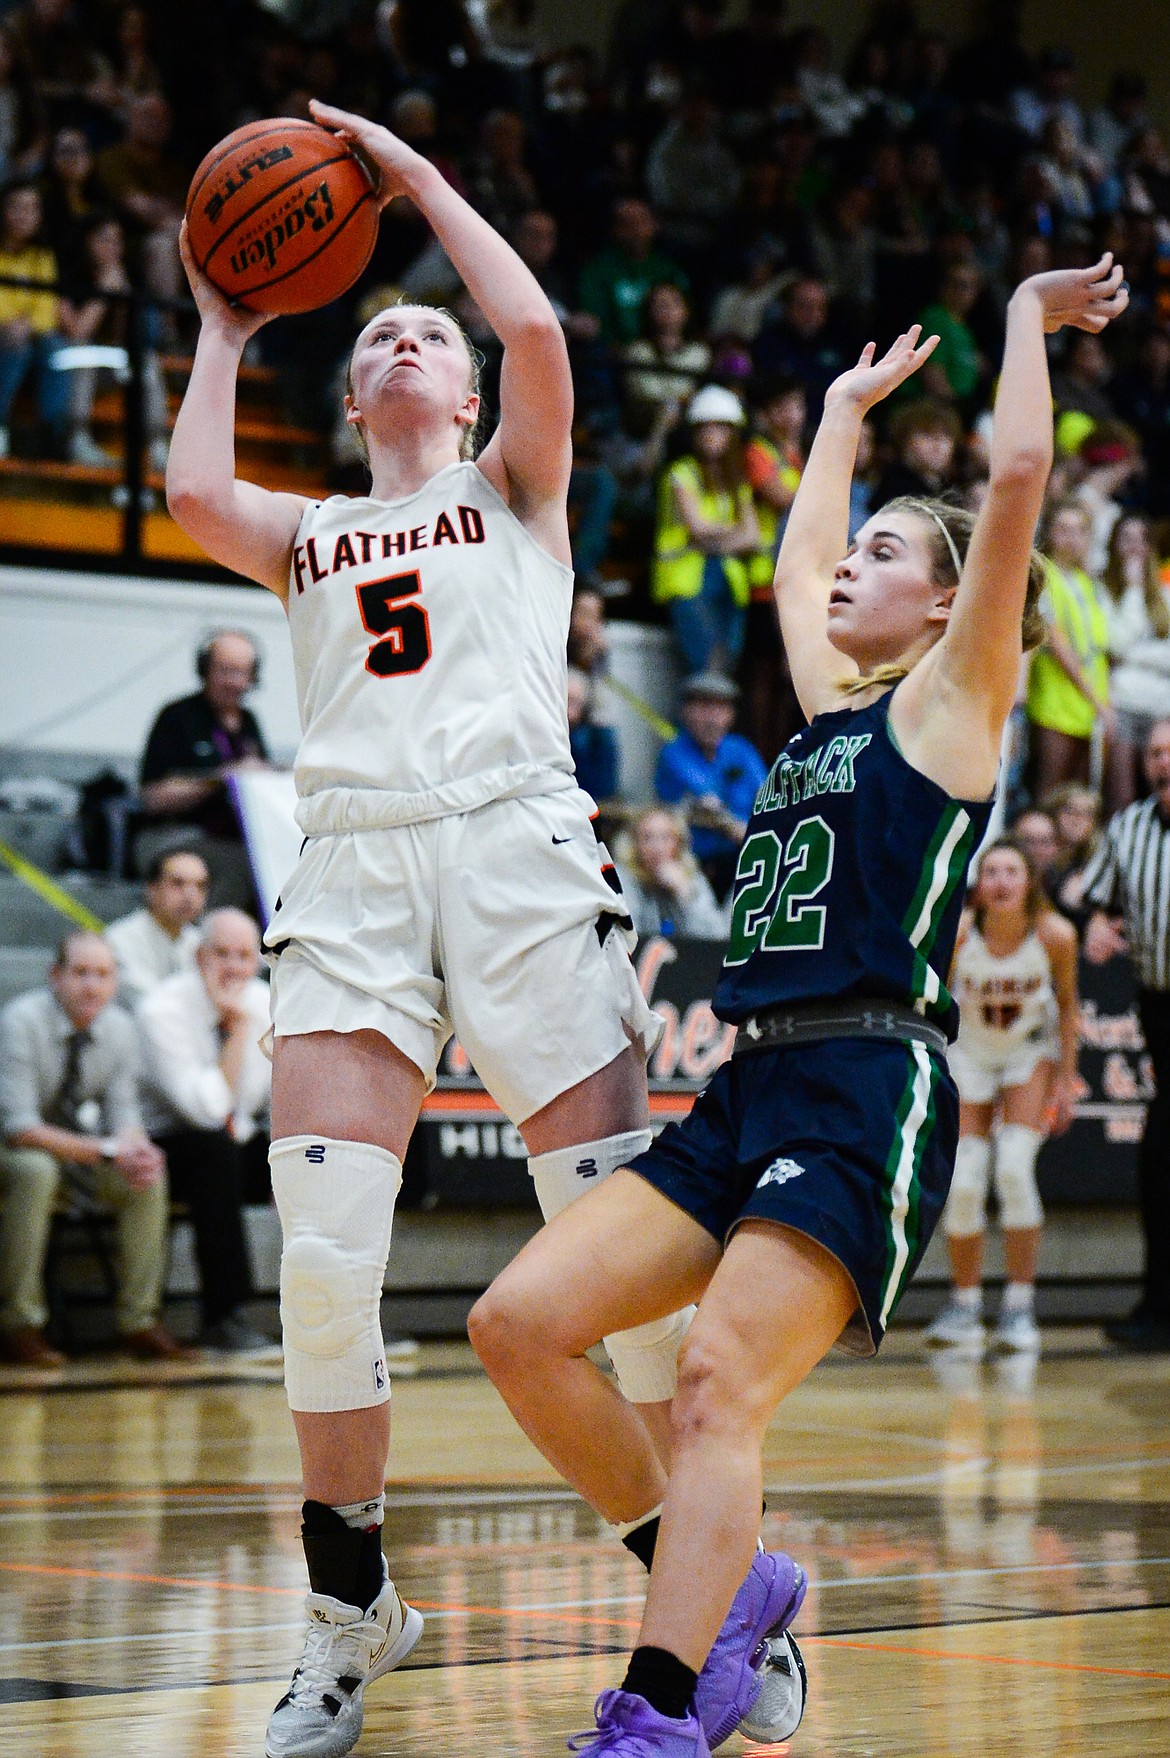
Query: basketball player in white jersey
168 100 798 1758
927 839 1079 1353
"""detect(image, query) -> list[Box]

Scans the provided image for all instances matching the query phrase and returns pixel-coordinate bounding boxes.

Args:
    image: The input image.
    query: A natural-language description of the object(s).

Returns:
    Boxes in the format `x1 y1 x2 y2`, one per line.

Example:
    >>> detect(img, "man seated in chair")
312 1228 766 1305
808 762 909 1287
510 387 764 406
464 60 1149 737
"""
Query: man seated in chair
0 933 187 1367
136 908 274 1355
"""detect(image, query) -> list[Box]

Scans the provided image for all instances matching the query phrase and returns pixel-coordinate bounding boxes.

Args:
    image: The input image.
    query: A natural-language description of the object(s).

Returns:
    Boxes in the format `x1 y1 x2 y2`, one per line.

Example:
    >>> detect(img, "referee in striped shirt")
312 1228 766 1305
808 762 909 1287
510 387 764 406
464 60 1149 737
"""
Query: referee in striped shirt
1081 718 1170 1351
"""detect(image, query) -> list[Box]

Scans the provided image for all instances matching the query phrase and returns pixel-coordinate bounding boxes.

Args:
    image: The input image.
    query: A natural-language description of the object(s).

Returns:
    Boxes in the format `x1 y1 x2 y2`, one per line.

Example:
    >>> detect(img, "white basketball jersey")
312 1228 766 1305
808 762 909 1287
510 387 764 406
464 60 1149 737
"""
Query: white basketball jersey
286 461 576 832
952 924 1057 1059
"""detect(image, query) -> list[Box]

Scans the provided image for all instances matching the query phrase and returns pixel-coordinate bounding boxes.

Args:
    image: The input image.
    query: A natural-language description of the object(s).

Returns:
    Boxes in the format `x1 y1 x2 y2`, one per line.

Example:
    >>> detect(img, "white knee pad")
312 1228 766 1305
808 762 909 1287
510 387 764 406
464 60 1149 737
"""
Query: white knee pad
993 1124 1044 1230
944 1136 992 1238
270 1136 402 1414
530 1130 694 1405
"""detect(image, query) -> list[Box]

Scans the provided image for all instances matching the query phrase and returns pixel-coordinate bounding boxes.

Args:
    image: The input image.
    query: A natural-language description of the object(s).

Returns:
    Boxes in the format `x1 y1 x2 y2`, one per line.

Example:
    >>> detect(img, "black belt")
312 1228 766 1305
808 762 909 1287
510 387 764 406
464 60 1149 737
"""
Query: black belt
733 999 949 1059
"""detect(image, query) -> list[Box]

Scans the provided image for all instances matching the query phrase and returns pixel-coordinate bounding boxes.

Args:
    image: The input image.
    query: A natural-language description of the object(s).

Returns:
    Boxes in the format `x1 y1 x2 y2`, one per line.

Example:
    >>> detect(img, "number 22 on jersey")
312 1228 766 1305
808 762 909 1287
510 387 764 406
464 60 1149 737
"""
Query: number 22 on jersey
725 814 836 964
356 570 432 677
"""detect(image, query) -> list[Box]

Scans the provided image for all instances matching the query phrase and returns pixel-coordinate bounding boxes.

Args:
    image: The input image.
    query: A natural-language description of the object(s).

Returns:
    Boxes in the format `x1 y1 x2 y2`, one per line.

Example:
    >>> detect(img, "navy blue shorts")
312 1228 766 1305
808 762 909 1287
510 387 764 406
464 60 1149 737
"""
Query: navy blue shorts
626 1037 958 1354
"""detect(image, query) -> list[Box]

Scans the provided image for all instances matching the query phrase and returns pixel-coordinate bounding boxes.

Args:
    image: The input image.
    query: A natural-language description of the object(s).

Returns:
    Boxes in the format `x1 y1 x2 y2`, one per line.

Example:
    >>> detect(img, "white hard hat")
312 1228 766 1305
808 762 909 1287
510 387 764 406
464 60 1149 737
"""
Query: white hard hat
687 384 746 427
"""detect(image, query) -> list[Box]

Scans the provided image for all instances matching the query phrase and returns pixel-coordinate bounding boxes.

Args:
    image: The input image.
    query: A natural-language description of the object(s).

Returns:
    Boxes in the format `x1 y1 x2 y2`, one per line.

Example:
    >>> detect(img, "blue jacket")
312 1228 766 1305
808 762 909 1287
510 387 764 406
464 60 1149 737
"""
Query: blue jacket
656 729 767 859
571 721 619 803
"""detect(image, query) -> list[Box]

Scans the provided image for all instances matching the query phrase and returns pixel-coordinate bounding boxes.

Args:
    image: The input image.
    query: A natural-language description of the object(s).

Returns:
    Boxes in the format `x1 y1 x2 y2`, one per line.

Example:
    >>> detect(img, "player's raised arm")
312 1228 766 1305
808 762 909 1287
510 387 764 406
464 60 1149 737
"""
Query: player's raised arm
774 328 938 719
166 225 311 596
309 100 572 551
927 256 1128 727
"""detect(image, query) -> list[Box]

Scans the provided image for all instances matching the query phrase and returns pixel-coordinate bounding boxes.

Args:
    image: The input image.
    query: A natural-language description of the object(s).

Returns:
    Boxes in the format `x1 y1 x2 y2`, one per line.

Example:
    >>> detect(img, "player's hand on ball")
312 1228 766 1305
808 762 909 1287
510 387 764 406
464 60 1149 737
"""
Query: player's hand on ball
179 221 273 342
1014 252 1129 334
309 99 422 206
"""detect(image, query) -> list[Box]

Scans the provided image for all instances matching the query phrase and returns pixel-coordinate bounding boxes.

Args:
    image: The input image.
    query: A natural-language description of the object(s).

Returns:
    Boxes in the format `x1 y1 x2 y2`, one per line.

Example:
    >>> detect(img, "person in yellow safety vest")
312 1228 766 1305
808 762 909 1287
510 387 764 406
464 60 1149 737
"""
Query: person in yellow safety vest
740 374 807 759
1026 499 1115 796
652 384 760 674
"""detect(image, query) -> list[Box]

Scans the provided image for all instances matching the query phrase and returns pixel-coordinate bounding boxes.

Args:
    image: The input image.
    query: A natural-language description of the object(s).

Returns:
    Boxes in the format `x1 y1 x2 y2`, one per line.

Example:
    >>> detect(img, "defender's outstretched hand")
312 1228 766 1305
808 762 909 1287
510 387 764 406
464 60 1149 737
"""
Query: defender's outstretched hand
178 221 272 344
1016 252 1129 334
309 99 422 206
823 325 940 415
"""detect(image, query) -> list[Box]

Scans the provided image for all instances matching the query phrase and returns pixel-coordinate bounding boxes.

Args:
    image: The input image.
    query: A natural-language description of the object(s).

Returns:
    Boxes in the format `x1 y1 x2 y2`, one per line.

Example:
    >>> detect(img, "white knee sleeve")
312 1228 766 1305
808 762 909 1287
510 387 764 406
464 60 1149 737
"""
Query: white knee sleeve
944 1136 992 1238
530 1130 694 1405
993 1124 1044 1230
270 1136 401 1414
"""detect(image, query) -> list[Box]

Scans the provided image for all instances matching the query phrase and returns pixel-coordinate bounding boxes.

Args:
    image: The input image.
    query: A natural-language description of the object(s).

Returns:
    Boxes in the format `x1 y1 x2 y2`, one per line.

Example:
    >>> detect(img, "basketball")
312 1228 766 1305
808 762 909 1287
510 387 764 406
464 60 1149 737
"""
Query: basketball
185 118 378 315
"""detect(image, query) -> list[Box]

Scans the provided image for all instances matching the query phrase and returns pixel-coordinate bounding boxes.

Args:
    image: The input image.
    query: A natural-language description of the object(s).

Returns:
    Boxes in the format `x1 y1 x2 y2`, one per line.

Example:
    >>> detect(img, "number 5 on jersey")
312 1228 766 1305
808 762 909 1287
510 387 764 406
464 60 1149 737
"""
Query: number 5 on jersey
725 814 836 964
356 570 432 677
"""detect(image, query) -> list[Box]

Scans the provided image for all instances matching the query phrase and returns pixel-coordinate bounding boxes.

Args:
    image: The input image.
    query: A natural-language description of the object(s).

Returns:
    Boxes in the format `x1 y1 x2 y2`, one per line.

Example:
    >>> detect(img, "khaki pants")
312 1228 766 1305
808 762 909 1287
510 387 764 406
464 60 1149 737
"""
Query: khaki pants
0 1145 169 1334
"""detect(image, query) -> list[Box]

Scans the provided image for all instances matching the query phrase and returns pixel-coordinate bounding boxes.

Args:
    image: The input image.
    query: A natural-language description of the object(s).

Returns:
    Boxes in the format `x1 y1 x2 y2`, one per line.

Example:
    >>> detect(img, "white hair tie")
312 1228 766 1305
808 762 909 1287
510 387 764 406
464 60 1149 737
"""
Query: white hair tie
908 501 963 581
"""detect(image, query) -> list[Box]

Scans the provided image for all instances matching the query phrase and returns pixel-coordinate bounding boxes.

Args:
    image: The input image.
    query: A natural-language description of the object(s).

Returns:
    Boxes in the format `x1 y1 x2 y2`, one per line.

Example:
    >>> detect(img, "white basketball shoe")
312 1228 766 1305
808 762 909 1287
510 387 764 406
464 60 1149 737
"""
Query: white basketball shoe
924 1296 986 1353
737 1630 807 1743
265 1560 424 1758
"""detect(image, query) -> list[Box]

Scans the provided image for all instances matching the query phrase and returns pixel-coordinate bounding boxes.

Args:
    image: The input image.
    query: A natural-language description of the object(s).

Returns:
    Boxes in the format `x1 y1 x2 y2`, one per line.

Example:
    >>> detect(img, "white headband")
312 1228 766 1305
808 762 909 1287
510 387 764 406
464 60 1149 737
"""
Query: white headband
907 501 963 582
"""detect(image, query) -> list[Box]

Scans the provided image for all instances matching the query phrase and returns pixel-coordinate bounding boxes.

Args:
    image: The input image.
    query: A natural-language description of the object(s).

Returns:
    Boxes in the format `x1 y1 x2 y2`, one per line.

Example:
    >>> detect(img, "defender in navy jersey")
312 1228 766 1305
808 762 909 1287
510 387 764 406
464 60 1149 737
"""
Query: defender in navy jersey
472 255 1128 1758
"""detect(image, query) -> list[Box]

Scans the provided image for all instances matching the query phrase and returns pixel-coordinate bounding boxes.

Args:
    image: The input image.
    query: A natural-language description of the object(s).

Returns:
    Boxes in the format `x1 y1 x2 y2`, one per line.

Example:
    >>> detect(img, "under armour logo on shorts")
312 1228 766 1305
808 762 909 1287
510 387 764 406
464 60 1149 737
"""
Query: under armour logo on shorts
757 1157 805 1190
576 1157 599 1179
304 1144 327 1164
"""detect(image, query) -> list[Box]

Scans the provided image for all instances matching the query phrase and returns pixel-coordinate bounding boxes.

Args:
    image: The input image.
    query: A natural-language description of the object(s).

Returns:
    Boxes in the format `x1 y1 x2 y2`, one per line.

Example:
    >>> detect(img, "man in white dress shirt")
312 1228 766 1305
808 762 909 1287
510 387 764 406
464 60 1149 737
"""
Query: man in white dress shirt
0 934 188 1366
137 908 274 1353
107 846 209 1009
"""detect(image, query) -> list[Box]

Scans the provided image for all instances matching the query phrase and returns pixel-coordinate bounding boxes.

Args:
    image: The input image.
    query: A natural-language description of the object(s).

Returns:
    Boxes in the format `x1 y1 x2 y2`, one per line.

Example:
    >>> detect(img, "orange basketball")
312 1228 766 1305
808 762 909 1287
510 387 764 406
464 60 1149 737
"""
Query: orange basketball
186 118 378 315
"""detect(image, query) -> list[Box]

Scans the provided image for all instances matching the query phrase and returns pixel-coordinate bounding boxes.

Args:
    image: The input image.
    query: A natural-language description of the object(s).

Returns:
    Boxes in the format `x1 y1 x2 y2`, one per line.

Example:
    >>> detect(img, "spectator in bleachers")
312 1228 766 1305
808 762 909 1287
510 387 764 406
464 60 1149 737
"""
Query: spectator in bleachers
656 671 766 899
1052 330 1116 439
567 581 609 679
106 844 208 1010
465 107 541 234
1010 806 1062 896
1102 512 1170 804
1042 781 1103 924
621 281 709 430
39 122 101 280
1026 500 1113 796
0 931 185 1367
652 384 759 675
5 0 116 130
578 195 689 346
0 26 45 184
137 630 269 904
918 261 987 414
752 275 846 419
63 210 169 471
615 805 728 940
644 86 742 261
567 666 619 806
741 373 805 760
0 177 82 460
1089 71 1149 172
105 4 166 116
1113 328 1170 518
95 91 186 310
136 908 273 1355
875 398 962 505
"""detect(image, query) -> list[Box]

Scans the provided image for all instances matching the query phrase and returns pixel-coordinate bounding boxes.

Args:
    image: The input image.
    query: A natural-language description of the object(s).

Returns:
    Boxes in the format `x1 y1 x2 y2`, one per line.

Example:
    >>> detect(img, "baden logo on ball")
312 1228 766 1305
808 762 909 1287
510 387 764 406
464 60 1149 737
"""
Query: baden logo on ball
185 117 379 315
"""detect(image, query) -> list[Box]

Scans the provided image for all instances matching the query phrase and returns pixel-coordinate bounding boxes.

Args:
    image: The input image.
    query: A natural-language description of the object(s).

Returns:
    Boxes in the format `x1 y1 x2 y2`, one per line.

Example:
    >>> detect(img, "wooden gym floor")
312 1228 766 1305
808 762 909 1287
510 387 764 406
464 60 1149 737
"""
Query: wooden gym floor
1 1330 1168 1758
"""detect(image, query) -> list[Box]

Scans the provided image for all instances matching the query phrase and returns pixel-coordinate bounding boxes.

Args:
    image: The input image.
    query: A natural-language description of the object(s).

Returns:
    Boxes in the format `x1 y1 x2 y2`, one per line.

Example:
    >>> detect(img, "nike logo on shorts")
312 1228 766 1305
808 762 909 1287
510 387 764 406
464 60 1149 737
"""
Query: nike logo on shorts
552 835 573 844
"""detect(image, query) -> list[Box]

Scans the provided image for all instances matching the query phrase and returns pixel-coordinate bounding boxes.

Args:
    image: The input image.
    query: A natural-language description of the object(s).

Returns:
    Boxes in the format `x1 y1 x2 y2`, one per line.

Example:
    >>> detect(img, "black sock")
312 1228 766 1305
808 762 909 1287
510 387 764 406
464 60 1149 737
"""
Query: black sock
301 1500 384 1610
621 1514 660 1572
621 1645 698 1720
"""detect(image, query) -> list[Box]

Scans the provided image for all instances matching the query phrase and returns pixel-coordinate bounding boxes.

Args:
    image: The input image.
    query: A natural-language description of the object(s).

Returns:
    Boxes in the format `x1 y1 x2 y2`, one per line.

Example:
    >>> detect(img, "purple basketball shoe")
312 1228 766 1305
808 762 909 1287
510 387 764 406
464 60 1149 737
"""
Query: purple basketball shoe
568 1690 710 1758
692 1551 807 1748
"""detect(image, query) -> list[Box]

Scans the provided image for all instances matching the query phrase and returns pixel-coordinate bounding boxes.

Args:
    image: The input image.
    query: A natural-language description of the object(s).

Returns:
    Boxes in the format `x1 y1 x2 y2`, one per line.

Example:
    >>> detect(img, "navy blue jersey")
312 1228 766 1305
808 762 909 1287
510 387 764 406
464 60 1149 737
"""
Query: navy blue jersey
713 692 992 1040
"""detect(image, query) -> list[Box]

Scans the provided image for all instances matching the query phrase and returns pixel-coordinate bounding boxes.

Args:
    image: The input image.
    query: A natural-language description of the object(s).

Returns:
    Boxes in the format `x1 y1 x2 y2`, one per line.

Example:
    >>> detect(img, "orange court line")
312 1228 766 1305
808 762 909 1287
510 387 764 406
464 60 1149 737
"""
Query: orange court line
805 1634 1170 1682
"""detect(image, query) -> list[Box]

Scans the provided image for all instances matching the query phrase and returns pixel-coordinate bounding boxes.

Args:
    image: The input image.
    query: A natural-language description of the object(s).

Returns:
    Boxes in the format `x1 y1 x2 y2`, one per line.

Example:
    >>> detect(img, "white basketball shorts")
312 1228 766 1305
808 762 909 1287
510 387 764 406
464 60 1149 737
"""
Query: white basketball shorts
948 1034 1057 1106
264 787 662 1124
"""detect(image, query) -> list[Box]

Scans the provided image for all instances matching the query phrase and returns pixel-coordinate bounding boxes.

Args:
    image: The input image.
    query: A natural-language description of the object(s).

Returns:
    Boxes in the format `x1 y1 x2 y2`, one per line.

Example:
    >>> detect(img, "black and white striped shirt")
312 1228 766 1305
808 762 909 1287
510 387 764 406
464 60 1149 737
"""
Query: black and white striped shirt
1081 797 1170 990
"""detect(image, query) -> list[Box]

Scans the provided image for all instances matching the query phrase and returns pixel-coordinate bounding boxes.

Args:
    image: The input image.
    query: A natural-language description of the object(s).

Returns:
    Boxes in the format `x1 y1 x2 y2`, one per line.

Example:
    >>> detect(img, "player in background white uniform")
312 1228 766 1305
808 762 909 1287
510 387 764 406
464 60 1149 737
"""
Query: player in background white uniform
927 839 1079 1353
168 100 797 1758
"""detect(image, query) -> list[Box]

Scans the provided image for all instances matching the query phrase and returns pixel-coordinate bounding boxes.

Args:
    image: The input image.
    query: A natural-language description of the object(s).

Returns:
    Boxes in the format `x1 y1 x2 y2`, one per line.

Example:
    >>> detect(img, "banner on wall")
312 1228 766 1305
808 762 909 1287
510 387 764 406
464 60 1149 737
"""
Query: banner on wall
412 938 1149 1210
